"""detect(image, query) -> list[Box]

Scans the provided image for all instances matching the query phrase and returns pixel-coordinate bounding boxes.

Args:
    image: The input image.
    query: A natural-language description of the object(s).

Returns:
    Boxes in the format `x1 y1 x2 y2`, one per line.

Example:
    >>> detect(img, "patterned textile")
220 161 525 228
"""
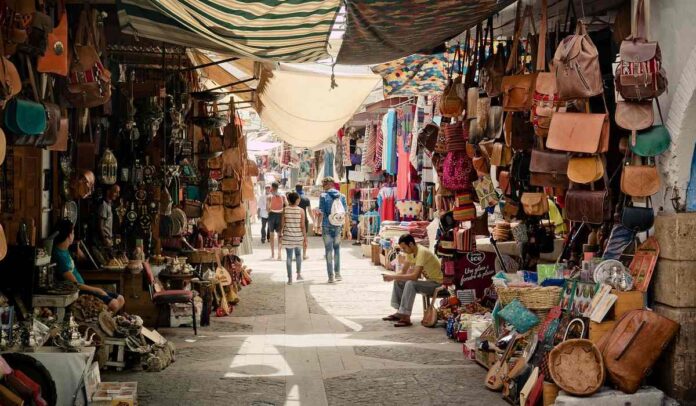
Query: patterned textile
361 124 376 173
382 109 397 175
396 200 423 221
342 133 352 167
374 117 384 171
118 0 341 62
337 0 513 65
372 53 448 97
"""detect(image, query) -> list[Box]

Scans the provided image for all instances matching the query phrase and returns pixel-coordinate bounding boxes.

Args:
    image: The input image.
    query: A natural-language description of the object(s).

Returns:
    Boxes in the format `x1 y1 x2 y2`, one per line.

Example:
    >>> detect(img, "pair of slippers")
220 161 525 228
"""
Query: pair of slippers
382 314 412 327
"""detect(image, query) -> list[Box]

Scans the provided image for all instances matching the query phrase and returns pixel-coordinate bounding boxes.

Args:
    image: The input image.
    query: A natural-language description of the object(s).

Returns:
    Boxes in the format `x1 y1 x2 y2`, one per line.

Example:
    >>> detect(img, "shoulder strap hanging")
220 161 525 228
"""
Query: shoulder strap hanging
632 0 648 40
536 0 549 72
564 0 578 34
505 1 523 74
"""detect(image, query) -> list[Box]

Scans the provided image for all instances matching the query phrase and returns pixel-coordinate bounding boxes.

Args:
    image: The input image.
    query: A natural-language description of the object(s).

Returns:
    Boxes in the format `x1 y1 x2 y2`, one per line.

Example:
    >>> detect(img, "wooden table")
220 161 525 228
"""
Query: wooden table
32 291 79 322
157 271 194 290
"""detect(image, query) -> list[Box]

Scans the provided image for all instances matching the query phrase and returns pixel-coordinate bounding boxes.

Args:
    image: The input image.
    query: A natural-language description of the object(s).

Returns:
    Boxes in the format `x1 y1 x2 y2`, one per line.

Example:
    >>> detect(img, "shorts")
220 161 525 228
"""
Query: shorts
268 212 282 233
81 289 119 305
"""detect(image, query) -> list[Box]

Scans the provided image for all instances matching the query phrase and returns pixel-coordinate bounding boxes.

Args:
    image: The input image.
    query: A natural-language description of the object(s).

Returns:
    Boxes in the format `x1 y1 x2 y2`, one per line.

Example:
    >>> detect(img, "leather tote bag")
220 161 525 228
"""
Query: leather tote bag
546 112 609 153
567 155 604 184
552 21 603 99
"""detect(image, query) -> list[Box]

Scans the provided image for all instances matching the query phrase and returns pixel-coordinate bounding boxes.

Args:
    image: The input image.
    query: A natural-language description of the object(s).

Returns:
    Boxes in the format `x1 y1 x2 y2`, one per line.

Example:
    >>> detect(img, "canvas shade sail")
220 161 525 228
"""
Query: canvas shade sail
337 0 514 65
255 67 380 148
117 0 341 62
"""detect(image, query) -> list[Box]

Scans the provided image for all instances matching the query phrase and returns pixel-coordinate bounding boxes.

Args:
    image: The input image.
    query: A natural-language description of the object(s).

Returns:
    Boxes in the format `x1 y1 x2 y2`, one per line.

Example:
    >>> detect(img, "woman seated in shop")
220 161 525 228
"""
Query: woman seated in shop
52 219 125 313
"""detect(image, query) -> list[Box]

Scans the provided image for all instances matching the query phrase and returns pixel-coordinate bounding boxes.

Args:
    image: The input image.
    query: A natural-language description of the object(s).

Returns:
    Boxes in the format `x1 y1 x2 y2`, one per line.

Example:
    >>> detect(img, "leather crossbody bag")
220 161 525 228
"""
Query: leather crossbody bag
565 173 611 224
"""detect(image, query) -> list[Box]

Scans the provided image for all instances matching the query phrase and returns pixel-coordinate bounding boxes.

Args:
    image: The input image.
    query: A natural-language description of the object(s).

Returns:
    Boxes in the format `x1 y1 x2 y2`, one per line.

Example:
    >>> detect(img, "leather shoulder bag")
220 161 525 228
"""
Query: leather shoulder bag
620 156 660 197
502 5 537 112
37 2 68 76
565 173 612 224
529 149 569 189
630 100 670 157
567 155 604 184
521 192 549 216
546 111 609 154
621 197 654 232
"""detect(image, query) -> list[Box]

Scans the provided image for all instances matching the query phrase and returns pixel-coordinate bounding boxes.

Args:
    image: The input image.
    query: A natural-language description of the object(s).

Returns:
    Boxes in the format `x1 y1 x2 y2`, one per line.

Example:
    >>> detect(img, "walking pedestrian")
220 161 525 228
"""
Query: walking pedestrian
257 185 271 243
266 182 286 260
295 183 311 259
280 192 306 284
319 177 347 283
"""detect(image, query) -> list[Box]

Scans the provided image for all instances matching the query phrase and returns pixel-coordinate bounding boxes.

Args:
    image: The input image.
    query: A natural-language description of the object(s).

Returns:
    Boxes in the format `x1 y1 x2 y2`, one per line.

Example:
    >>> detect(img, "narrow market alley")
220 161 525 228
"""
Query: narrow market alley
104 222 505 406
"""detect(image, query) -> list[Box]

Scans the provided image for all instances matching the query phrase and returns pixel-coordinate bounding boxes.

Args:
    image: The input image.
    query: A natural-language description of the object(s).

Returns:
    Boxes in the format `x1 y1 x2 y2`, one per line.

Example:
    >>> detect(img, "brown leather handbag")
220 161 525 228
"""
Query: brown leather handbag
567 155 604 184
530 149 569 188
498 170 512 196
596 309 679 394
200 204 226 233
224 191 242 208
207 191 224 206
552 21 603 99
621 158 660 197
441 47 465 118
615 101 653 132
221 175 240 193
546 112 609 153
246 159 259 177
37 6 68 76
521 192 549 216
565 176 611 224
505 112 535 151
502 5 537 112
226 220 246 238
224 205 246 223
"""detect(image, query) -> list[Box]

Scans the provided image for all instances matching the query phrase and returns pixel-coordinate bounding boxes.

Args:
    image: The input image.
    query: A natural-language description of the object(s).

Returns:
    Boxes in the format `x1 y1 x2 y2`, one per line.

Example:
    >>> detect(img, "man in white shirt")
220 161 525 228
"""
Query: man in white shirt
257 185 271 243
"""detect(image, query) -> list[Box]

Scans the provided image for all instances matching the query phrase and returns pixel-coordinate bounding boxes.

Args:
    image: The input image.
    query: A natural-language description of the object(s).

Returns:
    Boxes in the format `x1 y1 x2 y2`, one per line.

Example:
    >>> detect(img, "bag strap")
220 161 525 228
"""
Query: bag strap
633 0 648 40
506 1 524 74
536 0 549 72
24 55 40 102
564 0 578 34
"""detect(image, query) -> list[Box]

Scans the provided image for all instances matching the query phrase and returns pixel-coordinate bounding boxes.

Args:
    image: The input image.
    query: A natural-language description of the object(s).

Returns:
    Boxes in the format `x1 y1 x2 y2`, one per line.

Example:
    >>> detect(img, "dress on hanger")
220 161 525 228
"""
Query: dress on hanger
382 109 397 175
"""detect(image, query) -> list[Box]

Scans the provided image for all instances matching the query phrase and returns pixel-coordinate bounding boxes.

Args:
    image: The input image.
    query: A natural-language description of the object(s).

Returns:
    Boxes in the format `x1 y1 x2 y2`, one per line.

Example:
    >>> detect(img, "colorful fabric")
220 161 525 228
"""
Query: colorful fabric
396 129 414 200
337 0 512 64
372 53 449 97
117 0 341 62
382 109 397 175
374 117 384 171
361 124 376 173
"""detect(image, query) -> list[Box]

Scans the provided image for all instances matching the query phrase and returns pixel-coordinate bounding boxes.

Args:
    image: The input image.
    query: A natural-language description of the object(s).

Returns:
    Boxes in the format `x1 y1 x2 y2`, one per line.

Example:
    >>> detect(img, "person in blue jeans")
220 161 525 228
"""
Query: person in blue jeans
319 177 347 283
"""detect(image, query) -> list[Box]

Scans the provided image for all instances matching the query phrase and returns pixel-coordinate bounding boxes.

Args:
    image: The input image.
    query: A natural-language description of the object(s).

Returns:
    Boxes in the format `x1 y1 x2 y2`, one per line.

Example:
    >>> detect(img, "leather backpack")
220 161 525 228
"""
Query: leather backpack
615 0 667 101
66 8 112 108
552 21 603 99
596 309 678 394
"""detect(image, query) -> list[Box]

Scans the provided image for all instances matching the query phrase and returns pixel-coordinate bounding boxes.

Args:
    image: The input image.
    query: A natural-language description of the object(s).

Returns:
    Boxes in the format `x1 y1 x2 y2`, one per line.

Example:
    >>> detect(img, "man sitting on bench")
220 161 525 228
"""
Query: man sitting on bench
382 234 443 327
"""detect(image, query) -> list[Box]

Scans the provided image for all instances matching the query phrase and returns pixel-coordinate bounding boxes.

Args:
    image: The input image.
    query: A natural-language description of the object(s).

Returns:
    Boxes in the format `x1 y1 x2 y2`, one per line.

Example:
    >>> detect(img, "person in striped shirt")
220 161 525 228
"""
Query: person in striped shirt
280 192 306 285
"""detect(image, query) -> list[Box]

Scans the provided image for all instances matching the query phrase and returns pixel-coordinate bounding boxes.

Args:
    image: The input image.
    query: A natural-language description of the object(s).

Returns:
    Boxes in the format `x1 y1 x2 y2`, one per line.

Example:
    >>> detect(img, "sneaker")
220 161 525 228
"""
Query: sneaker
287 279 292 285
296 274 304 281
328 278 335 284
334 274 343 282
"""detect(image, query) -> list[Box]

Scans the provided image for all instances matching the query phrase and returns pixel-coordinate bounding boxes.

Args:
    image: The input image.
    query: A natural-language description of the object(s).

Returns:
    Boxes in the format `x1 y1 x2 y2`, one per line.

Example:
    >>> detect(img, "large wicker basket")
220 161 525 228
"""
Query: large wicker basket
497 286 562 310
548 339 605 396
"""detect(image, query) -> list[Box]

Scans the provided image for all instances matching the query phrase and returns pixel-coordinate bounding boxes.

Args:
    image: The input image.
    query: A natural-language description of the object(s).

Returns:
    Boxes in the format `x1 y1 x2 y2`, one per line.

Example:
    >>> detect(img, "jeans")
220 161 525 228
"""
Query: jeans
285 247 302 279
260 217 268 242
322 226 342 278
391 280 441 316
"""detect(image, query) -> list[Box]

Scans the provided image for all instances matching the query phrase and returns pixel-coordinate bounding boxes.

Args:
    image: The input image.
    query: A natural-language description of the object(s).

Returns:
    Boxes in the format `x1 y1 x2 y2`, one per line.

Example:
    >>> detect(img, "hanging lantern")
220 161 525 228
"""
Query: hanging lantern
98 149 118 185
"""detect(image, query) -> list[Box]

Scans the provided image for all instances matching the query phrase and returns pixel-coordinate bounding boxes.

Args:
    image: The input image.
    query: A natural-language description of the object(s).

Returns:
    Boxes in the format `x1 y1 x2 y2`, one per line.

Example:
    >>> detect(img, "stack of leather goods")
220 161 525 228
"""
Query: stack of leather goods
493 221 512 242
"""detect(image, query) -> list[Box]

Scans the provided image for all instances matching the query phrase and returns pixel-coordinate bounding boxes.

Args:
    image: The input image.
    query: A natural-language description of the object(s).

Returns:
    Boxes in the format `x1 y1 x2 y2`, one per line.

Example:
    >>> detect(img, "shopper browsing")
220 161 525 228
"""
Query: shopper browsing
52 219 125 313
382 234 443 327
280 192 306 285
257 185 271 243
319 176 347 283
266 182 287 260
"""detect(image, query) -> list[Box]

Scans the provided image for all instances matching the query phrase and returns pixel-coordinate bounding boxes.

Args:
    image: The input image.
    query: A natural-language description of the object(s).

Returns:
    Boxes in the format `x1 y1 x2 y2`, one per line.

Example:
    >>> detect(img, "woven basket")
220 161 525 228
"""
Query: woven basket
497 286 562 310
548 339 604 396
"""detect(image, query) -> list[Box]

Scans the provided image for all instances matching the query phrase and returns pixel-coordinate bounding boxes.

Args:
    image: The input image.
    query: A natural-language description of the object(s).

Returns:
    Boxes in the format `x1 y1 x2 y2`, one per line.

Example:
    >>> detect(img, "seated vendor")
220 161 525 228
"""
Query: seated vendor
382 234 443 327
52 219 125 313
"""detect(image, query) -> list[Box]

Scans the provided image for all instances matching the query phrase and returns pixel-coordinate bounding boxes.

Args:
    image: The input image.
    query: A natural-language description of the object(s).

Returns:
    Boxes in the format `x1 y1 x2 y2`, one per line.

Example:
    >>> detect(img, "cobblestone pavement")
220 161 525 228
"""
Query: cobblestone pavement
104 220 506 406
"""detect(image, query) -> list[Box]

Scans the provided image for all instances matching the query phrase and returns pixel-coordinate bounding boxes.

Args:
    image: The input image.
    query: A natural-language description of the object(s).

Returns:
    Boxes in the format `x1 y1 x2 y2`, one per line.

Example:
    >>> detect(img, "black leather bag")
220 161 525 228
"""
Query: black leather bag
621 198 654 232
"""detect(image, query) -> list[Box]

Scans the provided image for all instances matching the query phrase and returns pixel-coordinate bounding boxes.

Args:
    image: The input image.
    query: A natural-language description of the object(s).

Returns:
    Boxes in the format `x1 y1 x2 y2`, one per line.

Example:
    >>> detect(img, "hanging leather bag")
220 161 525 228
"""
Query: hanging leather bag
482 17 506 97
418 123 439 153
37 3 68 76
615 0 667 101
615 101 653 133
565 174 611 224
567 155 604 184
629 100 671 157
227 220 246 238
506 112 535 151
529 149 569 188
502 5 537 112
621 197 654 232
66 8 112 108
596 309 679 394
552 21 603 99
440 46 464 118
200 204 226 233
224 205 246 224
621 157 660 197
521 192 549 216
546 111 609 153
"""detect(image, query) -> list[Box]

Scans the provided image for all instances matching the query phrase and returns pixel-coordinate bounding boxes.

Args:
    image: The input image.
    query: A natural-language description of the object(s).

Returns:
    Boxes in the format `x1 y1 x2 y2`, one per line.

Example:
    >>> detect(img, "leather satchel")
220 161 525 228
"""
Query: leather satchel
4 98 46 136
565 183 611 224
546 112 609 153
615 0 667 101
552 21 603 99
489 142 512 167
596 309 679 394
502 74 537 112
521 192 549 216
621 160 660 197
224 205 246 223
615 101 653 132
621 198 654 232
200 204 226 233
530 149 569 188
37 7 68 76
567 155 604 184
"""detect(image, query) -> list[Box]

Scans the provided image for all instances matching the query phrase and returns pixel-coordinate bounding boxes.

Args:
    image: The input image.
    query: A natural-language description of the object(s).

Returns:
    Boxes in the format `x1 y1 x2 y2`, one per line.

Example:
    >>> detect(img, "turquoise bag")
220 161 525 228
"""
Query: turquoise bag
498 299 540 334
631 125 671 157
4 98 46 136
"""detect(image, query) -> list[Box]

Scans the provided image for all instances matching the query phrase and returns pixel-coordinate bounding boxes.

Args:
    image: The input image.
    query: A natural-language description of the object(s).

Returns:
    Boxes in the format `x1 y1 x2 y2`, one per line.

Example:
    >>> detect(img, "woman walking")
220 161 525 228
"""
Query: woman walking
281 192 306 284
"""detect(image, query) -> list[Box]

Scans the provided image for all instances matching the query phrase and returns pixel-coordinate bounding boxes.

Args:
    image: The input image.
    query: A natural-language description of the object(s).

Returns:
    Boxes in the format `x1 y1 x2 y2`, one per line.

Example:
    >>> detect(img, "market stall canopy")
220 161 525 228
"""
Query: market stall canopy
254 63 380 148
247 140 281 152
117 0 341 62
371 50 452 97
337 0 515 65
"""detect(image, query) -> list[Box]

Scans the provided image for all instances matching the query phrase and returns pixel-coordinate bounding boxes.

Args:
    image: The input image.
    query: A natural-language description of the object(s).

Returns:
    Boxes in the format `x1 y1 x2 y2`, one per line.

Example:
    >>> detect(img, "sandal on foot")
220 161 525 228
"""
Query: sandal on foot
393 321 413 327
382 314 400 321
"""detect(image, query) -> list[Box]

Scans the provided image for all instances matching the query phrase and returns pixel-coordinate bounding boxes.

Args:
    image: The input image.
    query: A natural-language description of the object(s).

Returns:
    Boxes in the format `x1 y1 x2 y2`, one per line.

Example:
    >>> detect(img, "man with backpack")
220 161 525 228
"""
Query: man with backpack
319 176 347 283
267 182 287 260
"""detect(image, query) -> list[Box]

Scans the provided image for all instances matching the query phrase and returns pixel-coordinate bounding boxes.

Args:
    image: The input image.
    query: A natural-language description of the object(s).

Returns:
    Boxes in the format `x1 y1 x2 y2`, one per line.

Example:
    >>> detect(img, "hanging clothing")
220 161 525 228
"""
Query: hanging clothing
396 131 413 200
342 133 352 167
382 109 397 174
361 124 376 173
323 149 335 177
374 118 384 171
378 186 396 222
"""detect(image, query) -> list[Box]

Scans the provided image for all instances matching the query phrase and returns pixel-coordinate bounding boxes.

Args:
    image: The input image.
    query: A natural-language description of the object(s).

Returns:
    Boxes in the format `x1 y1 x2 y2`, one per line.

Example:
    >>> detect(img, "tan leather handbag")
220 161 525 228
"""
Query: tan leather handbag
546 112 609 153
567 155 604 184
224 205 246 223
530 149 569 188
207 191 224 206
615 101 653 131
552 21 603 99
200 204 226 233
521 192 549 216
621 158 660 197
502 4 537 112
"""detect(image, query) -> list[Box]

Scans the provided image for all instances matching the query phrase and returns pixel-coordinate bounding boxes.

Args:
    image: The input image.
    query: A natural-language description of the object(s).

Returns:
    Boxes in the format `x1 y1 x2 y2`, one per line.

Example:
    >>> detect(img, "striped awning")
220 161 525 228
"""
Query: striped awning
117 0 341 62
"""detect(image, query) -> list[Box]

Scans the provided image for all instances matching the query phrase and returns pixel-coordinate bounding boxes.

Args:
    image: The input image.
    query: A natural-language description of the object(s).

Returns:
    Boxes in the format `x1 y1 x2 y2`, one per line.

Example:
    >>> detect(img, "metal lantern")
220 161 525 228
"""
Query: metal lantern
98 149 118 185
